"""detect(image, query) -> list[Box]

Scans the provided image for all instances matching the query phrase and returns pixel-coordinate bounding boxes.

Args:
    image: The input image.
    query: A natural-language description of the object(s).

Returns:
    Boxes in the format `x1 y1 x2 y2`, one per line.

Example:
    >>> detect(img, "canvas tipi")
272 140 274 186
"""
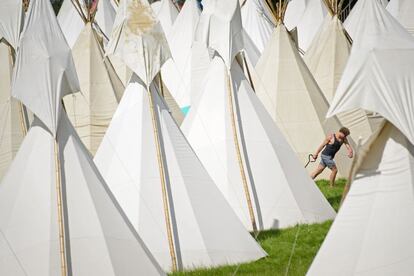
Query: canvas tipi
284 0 328 52
0 0 164 274
254 2 353 177
182 0 335 232
152 0 179 41
58 0 117 48
241 0 275 53
344 0 391 41
60 2 124 155
0 1 30 180
159 0 202 111
308 2 414 275
304 0 378 144
96 0 266 272
387 0 414 35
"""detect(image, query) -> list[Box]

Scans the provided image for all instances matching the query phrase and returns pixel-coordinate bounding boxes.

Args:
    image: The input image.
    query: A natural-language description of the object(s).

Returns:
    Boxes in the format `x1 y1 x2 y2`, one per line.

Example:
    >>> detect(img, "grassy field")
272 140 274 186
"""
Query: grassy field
171 179 346 276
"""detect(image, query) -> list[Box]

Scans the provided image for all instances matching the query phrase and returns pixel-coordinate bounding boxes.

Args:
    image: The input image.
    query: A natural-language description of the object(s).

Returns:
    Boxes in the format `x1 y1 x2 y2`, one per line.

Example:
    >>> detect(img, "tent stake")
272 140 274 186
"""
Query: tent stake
146 84 178 272
54 138 68 276
226 70 258 233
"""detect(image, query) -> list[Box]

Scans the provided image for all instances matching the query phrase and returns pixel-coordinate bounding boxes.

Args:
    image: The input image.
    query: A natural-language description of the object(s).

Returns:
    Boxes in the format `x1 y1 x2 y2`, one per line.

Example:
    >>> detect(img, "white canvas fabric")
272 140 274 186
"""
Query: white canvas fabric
286 0 327 52
304 14 375 144
182 57 336 231
241 0 275 53
0 114 165 276
57 0 85 48
160 0 201 108
152 0 178 40
63 23 124 155
242 28 261 67
58 0 116 48
1 0 164 274
255 23 353 177
0 0 23 48
284 0 305 31
0 42 25 181
94 74 266 271
195 0 244 67
344 0 397 41
308 122 414 276
95 0 117 39
106 0 171 87
387 0 414 35
12 0 80 135
329 0 414 146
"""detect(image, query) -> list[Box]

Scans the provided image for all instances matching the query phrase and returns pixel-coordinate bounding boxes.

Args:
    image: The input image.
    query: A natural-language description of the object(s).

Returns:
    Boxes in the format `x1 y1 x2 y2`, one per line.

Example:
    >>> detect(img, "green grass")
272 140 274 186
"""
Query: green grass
171 179 346 276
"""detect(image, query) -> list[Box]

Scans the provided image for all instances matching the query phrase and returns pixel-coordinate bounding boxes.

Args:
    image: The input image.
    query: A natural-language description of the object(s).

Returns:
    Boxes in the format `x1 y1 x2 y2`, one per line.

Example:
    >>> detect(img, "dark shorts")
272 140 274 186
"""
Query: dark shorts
320 154 336 169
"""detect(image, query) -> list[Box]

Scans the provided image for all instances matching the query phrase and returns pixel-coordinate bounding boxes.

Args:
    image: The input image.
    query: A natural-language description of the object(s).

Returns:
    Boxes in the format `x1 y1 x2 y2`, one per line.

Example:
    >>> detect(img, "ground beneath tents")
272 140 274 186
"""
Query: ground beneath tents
171 179 346 276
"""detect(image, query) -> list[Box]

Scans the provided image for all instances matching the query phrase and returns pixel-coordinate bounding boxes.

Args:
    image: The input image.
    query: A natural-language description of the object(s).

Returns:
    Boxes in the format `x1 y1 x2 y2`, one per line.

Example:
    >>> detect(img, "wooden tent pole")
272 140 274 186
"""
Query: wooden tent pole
17 102 27 136
241 52 255 92
146 82 178 272
54 138 68 276
226 69 258 233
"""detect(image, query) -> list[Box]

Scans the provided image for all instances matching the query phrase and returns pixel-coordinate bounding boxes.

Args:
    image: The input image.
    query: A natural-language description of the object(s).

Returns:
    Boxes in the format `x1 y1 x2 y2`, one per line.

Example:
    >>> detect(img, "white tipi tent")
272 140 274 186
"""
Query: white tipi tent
387 0 414 35
284 0 328 52
97 0 266 272
304 2 378 144
241 0 275 53
182 56 336 231
152 0 179 41
182 0 335 231
254 8 353 177
344 0 392 41
58 0 117 48
160 0 201 110
63 20 124 155
0 0 164 275
0 0 30 180
308 1 414 274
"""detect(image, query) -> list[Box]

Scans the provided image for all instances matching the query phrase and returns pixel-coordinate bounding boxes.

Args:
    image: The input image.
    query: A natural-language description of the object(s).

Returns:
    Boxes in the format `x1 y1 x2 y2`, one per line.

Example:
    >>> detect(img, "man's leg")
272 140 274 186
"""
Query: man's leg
329 166 338 187
311 164 325 179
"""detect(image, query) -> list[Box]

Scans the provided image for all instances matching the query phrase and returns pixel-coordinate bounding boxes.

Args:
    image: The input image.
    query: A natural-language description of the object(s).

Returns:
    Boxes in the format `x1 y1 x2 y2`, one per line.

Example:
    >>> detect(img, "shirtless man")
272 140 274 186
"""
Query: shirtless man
310 127 353 187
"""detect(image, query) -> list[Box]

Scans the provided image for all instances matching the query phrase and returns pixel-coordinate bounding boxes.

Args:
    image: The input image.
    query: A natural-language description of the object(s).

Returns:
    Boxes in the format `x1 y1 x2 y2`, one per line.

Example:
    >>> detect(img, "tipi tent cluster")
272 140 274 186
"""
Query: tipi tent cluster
252 0 353 177
309 0 414 274
304 0 381 144
2 0 414 275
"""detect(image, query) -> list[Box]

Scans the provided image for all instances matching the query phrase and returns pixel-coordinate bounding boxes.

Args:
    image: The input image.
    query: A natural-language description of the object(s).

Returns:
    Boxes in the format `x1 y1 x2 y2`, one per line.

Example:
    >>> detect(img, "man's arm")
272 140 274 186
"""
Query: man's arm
312 135 332 160
344 138 353 158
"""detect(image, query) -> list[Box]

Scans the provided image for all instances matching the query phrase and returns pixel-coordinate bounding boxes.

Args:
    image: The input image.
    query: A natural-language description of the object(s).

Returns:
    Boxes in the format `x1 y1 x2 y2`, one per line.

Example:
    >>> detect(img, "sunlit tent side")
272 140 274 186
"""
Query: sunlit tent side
387 0 414 36
160 0 201 111
344 0 391 41
58 0 116 48
0 0 164 274
254 1 353 178
308 1 414 274
59 1 125 155
304 0 378 144
182 0 335 232
96 0 266 272
284 0 327 52
241 0 275 54
0 0 30 181
152 0 179 41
